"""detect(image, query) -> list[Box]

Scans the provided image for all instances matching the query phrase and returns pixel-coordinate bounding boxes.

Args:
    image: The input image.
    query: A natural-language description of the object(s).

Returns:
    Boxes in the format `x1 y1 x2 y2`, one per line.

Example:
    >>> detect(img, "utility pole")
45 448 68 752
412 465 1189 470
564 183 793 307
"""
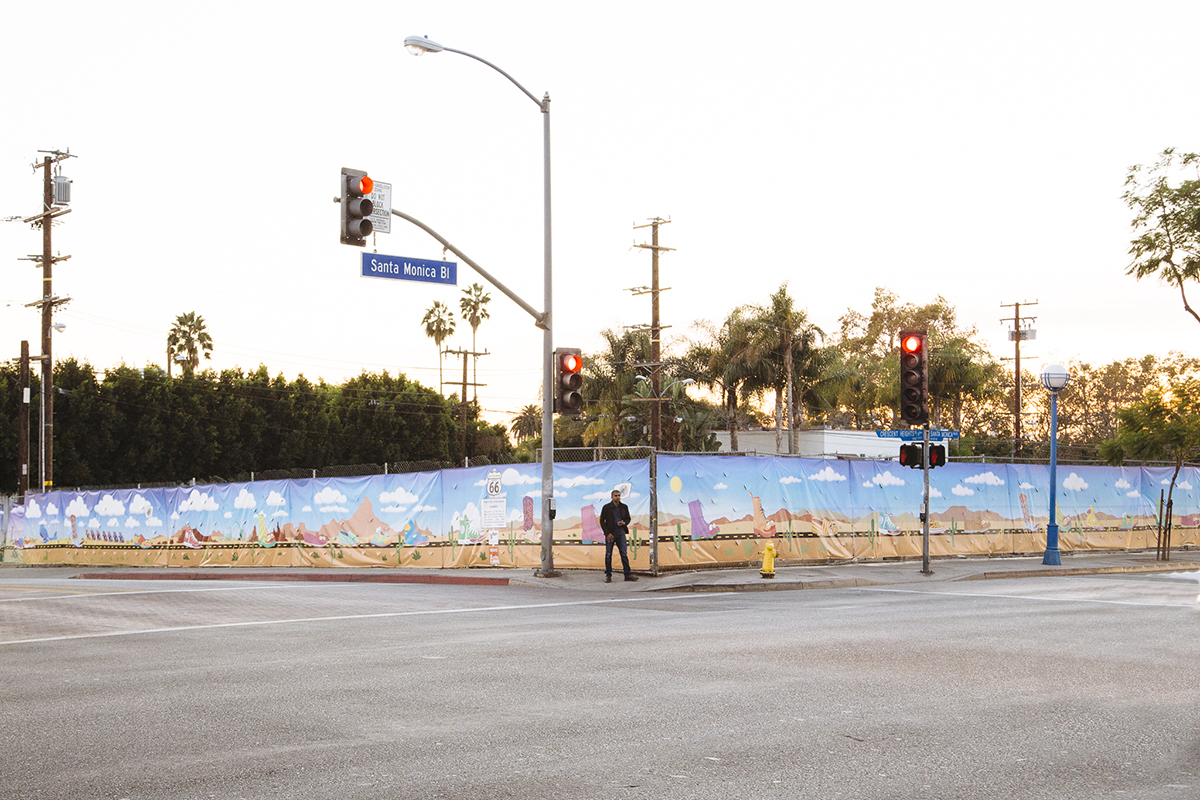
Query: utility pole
21 149 75 492
631 217 674 576
444 347 488 462
632 218 674 452
1000 301 1037 460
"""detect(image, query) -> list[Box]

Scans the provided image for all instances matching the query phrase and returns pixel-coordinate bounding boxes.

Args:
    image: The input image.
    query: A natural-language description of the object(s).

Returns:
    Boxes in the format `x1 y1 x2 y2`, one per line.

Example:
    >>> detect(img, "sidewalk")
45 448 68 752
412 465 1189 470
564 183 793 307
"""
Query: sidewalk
3 549 1197 593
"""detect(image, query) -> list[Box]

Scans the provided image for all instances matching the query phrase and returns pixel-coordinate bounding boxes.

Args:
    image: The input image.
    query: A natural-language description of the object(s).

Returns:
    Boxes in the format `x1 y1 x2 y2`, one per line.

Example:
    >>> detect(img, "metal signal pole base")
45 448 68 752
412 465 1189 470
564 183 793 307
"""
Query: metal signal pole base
920 423 933 575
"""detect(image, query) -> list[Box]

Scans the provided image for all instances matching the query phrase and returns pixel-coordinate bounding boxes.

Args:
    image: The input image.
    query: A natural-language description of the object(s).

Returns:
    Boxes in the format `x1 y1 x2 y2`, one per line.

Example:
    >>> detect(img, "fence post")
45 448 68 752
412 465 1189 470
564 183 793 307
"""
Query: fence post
649 447 658 576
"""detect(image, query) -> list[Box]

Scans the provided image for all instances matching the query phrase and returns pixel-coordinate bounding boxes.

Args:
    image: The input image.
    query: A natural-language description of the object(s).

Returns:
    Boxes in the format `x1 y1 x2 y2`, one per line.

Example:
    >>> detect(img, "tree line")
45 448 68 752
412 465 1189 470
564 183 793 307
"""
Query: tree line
0 360 513 493
553 281 1200 465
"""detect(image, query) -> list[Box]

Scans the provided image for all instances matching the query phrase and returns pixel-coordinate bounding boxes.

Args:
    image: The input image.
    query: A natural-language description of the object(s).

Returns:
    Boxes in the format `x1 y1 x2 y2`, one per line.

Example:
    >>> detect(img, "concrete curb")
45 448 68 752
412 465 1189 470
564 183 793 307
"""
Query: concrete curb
956 562 1200 582
647 561 1200 594
73 571 510 587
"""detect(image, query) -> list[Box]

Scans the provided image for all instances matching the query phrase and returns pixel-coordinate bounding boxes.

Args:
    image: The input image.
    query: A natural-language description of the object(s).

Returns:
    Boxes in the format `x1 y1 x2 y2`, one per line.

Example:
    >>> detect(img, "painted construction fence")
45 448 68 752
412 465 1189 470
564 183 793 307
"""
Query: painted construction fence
2 456 1197 569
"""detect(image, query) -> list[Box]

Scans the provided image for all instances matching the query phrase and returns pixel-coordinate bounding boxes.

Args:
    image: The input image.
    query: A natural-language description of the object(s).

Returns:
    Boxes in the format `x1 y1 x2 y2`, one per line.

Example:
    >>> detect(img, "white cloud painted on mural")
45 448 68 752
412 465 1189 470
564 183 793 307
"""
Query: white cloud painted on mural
1063 473 1089 492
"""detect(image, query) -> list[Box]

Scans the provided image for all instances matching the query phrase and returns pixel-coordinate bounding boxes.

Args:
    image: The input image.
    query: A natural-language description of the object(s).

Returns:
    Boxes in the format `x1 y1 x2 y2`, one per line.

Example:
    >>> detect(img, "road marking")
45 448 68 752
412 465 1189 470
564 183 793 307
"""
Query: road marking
0 593 729 646
864 585 1199 609
0 583 292 603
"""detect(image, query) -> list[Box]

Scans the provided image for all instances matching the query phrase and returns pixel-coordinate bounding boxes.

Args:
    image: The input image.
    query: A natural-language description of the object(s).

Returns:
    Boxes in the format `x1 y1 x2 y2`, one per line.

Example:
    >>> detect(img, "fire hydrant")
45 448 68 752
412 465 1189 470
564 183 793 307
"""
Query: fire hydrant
760 542 777 579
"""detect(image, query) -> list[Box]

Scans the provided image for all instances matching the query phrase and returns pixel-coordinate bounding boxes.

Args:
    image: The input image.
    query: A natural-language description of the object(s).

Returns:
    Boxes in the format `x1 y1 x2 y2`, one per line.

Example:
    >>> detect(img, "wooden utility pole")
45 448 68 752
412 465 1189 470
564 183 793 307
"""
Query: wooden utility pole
444 347 488 462
631 218 675 451
1001 300 1037 460
632 218 674 577
22 150 74 492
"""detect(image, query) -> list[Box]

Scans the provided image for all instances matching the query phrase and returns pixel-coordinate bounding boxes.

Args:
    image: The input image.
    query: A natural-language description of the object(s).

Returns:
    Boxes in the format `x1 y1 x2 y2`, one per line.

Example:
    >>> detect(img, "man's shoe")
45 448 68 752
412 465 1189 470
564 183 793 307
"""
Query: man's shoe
625 575 639 582
605 575 612 583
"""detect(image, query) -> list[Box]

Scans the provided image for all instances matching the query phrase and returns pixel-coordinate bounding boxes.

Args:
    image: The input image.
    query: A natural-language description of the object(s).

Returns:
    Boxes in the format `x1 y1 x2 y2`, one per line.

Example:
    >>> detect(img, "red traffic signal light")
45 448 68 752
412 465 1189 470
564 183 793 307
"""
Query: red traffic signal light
929 444 946 468
340 167 374 247
898 329 929 427
555 347 584 414
898 443 922 468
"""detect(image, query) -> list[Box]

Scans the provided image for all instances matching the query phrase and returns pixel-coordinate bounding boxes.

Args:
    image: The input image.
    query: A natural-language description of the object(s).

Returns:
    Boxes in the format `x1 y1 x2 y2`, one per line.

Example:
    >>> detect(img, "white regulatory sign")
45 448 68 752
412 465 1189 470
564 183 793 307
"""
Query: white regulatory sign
481 498 507 529
369 181 391 234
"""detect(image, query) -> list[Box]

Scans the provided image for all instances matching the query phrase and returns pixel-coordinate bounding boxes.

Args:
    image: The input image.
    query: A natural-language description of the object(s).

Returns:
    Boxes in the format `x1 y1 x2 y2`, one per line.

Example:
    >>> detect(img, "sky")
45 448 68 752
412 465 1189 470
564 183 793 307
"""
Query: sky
2 0 1198 432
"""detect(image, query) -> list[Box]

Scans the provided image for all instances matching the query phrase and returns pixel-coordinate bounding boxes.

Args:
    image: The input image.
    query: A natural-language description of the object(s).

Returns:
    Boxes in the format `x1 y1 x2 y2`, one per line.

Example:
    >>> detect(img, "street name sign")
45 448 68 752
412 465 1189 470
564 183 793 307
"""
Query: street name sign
876 429 960 441
361 253 457 286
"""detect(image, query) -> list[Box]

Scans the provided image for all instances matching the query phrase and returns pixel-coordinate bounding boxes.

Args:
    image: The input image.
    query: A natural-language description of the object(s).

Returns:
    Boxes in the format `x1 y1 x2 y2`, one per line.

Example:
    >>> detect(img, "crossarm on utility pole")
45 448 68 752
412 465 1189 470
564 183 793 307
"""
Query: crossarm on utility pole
391 209 547 330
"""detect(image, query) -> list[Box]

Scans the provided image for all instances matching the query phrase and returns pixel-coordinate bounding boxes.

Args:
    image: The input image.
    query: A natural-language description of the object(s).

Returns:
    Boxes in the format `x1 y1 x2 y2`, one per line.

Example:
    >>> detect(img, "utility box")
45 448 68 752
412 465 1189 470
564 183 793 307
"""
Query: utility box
53 175 71 206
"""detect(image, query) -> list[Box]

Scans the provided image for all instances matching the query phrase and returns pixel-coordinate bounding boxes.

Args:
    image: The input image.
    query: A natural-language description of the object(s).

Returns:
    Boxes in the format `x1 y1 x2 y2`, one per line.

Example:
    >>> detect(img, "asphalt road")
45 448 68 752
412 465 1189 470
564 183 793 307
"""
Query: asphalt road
1 571 1198 799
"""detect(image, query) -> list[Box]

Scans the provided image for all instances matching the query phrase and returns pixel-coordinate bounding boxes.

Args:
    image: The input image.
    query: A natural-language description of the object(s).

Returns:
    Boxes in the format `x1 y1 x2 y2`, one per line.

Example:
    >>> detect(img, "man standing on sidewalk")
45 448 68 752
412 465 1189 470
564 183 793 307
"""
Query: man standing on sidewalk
599 489 637 583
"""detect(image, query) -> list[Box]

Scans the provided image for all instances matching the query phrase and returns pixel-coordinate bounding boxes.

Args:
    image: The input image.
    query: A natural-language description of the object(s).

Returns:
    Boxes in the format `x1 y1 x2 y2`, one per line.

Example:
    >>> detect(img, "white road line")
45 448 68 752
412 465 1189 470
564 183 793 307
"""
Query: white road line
864 585 1199 609
0 593 728 646
0 583 294 602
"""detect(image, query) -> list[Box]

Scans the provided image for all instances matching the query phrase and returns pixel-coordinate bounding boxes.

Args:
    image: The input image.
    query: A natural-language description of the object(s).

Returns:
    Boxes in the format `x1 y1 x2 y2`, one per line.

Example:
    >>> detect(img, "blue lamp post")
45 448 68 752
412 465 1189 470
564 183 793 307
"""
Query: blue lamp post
1040 363 1070 565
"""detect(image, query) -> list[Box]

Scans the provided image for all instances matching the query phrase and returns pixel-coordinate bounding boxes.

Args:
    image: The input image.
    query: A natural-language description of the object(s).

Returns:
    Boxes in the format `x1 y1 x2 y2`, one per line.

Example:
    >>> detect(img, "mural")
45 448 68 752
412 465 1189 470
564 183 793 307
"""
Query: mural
2 456 1196 569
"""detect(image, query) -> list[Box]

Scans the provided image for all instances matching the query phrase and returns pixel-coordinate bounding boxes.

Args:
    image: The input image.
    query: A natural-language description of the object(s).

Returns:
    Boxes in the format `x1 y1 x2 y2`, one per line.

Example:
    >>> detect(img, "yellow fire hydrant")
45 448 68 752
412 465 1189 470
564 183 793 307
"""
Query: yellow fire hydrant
760 542 777 579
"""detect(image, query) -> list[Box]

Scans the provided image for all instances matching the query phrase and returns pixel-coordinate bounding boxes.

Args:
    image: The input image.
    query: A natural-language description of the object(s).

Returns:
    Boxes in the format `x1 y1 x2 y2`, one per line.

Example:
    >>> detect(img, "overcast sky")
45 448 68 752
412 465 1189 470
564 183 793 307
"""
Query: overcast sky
2 1 1197 428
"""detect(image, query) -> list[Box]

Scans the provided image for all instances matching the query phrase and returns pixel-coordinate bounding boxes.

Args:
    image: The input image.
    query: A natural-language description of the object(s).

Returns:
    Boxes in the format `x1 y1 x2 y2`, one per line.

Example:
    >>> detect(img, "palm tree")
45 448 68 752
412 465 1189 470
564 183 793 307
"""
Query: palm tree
582 329 652 450
166 312 213 378
682 310 757 452
510 403 541 443
459 283 491 400
739 283 825 453
422 301 456 395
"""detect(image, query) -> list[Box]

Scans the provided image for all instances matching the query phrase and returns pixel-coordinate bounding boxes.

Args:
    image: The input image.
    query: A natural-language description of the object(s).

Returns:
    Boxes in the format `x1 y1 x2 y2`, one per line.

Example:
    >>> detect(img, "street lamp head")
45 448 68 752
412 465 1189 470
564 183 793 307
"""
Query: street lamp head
51 323 66 333
1040 363 1070 393
678 378 695 386
404 35 445 56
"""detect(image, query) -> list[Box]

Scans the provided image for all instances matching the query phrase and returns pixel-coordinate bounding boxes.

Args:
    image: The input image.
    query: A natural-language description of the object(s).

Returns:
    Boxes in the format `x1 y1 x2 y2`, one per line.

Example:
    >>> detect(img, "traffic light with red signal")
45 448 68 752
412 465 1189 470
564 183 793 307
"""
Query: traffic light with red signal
554 347 583 414
929 444 946 468
898 442 947 469
340 167 374 246
898 443 922 468
898 330 929 427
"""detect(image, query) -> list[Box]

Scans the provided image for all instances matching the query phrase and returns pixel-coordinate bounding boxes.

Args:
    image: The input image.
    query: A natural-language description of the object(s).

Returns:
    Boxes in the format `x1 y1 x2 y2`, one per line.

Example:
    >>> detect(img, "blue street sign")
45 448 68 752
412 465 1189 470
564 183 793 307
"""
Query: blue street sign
876 429 960 441
361 253 457 285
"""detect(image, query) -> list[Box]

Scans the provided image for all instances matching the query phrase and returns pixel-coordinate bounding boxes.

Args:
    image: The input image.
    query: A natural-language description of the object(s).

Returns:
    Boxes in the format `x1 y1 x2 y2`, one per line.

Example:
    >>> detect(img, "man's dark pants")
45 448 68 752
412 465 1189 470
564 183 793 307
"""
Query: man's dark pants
605 530 632 579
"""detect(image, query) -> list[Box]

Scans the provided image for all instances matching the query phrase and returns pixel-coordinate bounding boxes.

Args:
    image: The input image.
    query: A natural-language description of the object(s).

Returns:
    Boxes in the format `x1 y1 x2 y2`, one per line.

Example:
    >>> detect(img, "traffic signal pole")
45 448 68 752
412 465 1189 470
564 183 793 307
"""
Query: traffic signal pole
921 422 932 575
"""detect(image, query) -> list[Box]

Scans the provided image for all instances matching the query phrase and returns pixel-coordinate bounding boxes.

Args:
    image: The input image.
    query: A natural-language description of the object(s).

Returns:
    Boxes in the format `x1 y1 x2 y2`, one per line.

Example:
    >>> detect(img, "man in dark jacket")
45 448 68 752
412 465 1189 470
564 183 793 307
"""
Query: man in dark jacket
598 489 637 583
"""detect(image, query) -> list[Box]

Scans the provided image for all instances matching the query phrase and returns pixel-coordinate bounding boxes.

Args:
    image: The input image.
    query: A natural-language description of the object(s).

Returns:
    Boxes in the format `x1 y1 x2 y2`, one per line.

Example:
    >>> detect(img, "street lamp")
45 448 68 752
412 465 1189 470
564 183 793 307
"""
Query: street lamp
1040 363 1070 566
405 35 558 576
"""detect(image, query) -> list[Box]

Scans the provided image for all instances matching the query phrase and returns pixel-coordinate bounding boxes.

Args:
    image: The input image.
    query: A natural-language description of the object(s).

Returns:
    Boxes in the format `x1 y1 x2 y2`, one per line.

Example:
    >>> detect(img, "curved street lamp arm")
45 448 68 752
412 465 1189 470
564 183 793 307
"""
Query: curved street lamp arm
391 208 547 329
442 47 547 111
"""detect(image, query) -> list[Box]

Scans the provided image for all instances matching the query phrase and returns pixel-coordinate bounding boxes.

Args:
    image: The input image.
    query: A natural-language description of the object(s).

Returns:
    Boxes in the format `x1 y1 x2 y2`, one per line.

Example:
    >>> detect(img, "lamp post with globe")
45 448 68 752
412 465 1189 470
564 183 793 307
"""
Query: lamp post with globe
1040 363 1071 566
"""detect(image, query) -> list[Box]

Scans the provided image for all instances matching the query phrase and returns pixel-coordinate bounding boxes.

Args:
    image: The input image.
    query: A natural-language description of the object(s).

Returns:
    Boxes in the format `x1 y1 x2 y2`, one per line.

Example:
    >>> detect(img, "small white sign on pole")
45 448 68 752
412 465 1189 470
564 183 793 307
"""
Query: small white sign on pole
369 181 392 234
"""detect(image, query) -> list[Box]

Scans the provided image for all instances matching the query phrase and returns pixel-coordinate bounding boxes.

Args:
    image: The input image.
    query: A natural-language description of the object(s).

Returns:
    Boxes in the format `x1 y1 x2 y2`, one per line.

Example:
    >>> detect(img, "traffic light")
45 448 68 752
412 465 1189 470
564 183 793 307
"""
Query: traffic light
929 444 947 468
340 167 374 246
898 329 929 427
898 443 923 469
554 347 583 414
899 442 946 469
